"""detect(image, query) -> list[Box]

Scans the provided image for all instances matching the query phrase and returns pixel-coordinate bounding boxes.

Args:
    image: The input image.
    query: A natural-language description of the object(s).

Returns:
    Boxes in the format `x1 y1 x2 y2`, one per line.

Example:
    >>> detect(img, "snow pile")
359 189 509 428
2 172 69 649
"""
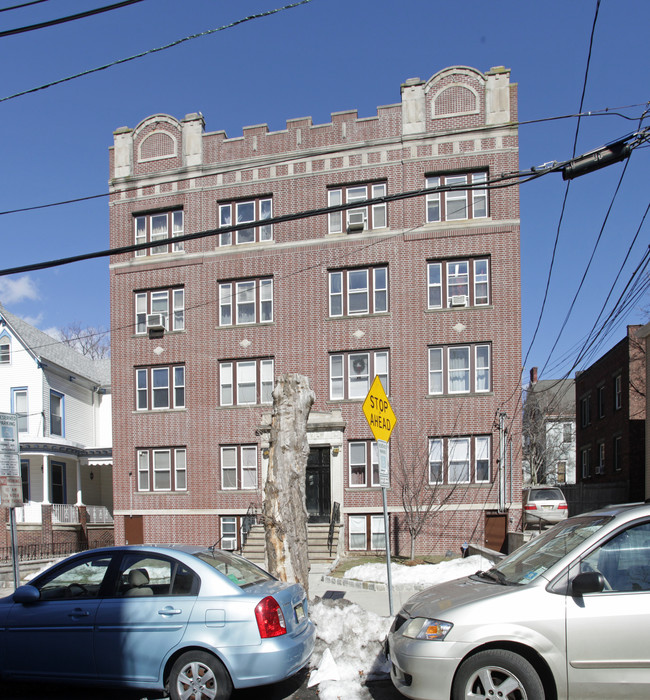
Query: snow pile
342 554 494 588
309 599 392 700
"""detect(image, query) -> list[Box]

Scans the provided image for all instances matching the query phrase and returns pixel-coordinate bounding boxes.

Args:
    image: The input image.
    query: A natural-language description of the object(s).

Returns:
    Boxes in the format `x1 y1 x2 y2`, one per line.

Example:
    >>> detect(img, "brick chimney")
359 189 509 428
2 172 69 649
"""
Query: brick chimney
530 367 538 384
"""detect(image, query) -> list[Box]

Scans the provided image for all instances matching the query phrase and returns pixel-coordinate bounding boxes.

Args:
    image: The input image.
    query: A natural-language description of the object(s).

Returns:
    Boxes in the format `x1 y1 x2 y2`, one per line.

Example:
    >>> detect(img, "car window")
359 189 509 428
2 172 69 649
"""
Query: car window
115 554 199 597
37 555 113 600
580 521 650 592
529 488 564 501
195 549 274 588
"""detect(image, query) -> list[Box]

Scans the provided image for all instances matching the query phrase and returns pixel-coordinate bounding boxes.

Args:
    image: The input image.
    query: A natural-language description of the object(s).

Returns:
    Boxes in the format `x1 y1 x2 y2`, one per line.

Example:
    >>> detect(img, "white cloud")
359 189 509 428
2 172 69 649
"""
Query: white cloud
0 276 40 305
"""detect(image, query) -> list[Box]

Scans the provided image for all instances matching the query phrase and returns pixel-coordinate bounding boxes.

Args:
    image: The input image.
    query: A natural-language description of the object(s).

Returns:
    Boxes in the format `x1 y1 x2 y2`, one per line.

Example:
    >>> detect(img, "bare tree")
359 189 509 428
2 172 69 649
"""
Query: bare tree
58 322 110 359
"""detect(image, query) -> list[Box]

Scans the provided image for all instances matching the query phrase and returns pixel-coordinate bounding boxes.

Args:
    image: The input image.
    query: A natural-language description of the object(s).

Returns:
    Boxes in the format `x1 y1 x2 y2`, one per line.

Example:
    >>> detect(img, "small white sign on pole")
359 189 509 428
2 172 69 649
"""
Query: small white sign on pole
0 413 23 507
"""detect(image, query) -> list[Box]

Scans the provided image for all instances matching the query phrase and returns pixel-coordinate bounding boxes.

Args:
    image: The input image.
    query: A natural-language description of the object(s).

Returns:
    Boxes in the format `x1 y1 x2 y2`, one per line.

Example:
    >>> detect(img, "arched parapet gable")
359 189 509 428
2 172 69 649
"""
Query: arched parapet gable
425 66 485 123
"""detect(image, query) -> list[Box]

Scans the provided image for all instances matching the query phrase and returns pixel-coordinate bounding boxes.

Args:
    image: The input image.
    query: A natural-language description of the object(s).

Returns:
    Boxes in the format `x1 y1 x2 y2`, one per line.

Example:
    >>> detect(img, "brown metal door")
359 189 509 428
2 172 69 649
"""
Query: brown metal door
484 512 507 553
124 515 143 545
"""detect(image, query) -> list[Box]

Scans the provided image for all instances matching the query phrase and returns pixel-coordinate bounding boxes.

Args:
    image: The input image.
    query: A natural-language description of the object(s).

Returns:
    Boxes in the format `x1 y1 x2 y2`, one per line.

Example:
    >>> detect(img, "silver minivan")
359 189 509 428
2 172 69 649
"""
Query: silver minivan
387 503 650 700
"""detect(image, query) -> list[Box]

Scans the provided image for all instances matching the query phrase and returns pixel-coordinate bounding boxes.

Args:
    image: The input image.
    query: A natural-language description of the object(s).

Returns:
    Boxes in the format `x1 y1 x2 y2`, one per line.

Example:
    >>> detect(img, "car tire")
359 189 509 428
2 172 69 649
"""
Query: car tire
452 649 545 700
168 650 233 700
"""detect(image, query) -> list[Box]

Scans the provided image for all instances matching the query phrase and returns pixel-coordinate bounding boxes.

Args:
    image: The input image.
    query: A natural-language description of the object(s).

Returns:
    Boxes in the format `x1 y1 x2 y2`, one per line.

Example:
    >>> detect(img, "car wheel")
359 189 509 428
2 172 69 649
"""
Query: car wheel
168 650 232 700
452 649 544 700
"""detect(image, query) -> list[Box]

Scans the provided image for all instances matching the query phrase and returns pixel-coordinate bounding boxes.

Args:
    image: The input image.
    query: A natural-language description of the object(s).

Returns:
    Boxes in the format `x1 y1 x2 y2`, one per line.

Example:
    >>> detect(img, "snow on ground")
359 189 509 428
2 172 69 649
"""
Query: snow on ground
308 555 495 700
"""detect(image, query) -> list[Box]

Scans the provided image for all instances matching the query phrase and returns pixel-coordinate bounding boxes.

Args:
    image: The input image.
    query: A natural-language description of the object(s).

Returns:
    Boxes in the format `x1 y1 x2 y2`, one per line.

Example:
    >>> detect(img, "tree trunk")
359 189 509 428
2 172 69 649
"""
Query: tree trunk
263 373 314 597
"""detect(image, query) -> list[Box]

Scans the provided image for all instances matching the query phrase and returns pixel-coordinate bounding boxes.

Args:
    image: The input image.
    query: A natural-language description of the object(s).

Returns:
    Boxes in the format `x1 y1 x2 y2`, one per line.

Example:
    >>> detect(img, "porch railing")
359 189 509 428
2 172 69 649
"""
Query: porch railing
52 504 79 524
87 505 114 524
14 503 113 525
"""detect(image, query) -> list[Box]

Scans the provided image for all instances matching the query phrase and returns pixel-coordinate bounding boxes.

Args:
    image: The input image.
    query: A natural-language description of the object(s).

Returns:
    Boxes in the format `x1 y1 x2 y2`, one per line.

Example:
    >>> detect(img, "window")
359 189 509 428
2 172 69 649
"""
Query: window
428 344 491 395
21 459 29 501
134 210 183 256
219 278 273 326
135 287 184 334
11 388 28 433
556 461 567 484
614 436 622 471
219 198 272 245
581 447 591 479
562 423 572 443
349 441 385 487
36 553 112 600
429 436 491 484
349 514 386 551
0 336 10 364
50 391 64 437
136 365 185 410
580 395 591 427
614 374 622 410
597 385 606 418
328 183 387 234
117 553 198 596
596 442 605 474
220 358 274 406
329 266 388 316
221 445 258 490
220 516 251 551
330 350 389 400
426 172 488 222
137 448 187 491
427 258 490 308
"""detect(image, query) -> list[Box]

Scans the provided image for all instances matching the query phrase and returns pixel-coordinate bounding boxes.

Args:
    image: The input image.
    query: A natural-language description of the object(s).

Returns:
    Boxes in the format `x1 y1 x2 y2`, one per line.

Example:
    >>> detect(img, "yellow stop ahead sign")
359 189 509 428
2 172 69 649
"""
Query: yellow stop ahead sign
362 375 396 442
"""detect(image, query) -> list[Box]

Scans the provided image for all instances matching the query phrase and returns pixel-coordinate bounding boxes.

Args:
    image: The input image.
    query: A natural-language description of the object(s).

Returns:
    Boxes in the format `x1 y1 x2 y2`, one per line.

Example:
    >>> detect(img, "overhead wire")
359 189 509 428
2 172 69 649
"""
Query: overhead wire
0 0 48 11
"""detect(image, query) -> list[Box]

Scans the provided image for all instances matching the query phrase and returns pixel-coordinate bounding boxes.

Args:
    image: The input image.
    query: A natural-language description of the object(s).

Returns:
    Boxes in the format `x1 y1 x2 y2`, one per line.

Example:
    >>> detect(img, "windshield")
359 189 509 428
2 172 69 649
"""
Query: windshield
195 550 274 588
493 515 613 585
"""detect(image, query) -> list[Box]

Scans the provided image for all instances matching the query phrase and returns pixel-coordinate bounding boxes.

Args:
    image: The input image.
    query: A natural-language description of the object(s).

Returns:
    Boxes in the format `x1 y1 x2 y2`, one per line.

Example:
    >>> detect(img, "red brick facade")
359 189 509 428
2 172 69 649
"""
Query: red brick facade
109 66 522 556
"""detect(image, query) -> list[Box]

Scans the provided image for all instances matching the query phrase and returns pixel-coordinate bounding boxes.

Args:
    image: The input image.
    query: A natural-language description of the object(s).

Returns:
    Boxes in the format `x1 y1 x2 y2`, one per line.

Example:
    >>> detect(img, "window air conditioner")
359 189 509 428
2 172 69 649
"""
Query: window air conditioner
595 464 604 475
450 295 468 307
347 209 366 233
146 314 166 331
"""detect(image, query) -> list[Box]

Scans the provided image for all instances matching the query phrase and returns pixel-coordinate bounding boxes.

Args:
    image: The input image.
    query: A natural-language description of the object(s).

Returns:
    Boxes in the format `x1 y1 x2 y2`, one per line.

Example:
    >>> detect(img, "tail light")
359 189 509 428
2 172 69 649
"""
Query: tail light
524 504 537 510
255 596 287 638
559 503 568 510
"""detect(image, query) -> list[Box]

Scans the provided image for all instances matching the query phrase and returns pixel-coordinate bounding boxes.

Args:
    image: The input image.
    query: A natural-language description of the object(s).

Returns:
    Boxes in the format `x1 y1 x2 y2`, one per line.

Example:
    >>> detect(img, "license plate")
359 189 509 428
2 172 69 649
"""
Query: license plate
542 505 553 510
294 602 305 622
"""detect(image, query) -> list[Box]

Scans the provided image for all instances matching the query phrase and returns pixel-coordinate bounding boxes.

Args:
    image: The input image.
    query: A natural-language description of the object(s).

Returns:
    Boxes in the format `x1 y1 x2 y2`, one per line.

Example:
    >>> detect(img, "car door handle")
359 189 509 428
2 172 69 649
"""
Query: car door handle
158 607 182 616
68 608 90 618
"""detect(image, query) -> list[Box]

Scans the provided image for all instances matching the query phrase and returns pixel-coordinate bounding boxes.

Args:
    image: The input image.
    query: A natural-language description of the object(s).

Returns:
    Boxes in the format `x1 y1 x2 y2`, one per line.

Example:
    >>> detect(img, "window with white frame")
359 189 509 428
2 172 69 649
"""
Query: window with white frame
428 344 491 395
137 447 187 492
330 350 389 400
220 516 247 550
11 388 28 433
614 374 622 410
426 172 488 222
328 183 387 234
581 447 591 479
329 266 388 317
427 258 490 309
219 198 272 245
135 287 185 334
219 358 274 406
136 365 185 410
134 210 183 256
50 391 64 437
563 423 573 443
219 278 273 326
428 435 491 484
596 442 605 474
613 436 622 471
349 514 386 551
220 445 258 490
349 440 385 487
580 395 591 427
0 336 10 364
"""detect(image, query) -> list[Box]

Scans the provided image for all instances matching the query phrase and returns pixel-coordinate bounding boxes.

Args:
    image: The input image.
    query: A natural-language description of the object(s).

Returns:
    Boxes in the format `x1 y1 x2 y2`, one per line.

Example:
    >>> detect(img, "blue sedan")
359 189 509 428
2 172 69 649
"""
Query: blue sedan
0 545 315 699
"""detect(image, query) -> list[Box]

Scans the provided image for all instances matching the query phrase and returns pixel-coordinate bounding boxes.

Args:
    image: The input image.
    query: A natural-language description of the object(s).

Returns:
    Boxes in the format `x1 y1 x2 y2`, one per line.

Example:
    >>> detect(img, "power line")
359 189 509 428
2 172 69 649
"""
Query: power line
0 0 313 103
0 0 48 12
0 0 146 38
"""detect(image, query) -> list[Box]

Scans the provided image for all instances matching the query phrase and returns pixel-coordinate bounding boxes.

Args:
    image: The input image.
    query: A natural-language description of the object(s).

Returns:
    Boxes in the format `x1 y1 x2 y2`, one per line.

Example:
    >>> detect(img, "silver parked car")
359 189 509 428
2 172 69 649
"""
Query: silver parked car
387 502 650 700
523 485 568 526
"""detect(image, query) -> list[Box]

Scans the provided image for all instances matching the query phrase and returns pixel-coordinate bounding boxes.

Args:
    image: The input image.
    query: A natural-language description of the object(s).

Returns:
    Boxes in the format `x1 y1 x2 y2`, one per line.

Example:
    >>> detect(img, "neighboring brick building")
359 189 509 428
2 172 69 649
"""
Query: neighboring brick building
108 65 522 557
575 325 646 510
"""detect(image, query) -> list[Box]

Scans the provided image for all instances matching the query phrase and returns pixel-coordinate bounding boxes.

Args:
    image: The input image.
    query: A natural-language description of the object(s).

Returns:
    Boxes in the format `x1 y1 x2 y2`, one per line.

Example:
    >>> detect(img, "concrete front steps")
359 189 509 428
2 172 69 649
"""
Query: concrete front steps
241 522 340 566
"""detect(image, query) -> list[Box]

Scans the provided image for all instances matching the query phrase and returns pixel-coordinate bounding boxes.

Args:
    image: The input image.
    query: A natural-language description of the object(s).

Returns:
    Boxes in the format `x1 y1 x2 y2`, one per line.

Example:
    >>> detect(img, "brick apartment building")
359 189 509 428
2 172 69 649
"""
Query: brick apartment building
108 65 522 557
574 325 646 511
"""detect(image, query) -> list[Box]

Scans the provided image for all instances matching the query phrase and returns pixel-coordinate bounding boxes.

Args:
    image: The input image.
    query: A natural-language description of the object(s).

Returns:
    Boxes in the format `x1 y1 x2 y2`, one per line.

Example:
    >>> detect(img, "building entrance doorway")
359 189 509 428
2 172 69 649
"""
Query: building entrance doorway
306 447 331 523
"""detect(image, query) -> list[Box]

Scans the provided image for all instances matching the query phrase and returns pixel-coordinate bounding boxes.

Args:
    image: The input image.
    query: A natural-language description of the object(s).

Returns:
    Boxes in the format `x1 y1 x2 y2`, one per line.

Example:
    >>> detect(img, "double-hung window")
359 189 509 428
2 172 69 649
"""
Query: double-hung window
428 436 491 484
329 266 388 316
220 358 274 406
219 198 272 245
134 210 183 256
50 391 64 437
428 344 491 395
426 172 488 222
220 445 258 490
328 183 387 234
614 375 622 410
11 388 28 433
135 287 185 334
137 447 187 491
427 258 490 308
349 440 385 487
219 278 273 326
349 514 385 551
0 335 10 364
136 365 185 410
330 350 389 400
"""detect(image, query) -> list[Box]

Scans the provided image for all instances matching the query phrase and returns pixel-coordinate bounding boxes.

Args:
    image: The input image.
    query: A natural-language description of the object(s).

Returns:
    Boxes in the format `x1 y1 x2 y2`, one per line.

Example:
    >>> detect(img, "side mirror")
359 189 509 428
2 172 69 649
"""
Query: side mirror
571 571 605 596
13 585 41 604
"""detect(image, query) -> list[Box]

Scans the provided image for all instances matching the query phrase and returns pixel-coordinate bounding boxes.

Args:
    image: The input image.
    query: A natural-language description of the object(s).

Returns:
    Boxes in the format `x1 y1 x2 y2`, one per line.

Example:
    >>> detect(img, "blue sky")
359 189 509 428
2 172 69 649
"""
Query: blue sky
0 0 648 380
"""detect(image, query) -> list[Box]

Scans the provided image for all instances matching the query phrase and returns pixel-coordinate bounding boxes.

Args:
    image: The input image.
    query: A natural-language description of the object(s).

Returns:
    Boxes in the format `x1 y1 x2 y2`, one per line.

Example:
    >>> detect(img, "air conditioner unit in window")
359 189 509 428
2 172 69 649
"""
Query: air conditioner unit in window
595 464 604 475
450 295 468 307
146 314 166 332
347 209 366 233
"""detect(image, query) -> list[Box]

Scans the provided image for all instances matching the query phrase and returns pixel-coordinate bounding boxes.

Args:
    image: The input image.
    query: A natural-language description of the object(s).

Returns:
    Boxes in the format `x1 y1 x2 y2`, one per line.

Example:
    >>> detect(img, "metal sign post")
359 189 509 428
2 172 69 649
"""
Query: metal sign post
363 377 396 616
0 413 24 589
